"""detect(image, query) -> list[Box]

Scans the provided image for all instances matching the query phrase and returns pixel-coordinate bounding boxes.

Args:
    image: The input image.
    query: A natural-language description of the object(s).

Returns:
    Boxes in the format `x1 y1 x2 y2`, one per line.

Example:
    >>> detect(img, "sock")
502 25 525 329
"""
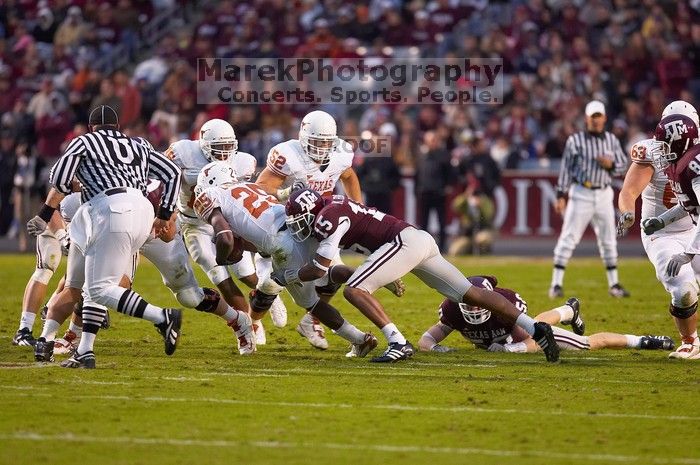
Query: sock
220 307 237 322
77 331 96 354
39 319 61 342
252 318 262 328
19 311 36 331
142 305 165 324
625 334 642 348
551 265 565 287
515 313 537 336
333 320 366 344
555 305 574 324
68 321 82 337
606 266 618 288
380 323 407 344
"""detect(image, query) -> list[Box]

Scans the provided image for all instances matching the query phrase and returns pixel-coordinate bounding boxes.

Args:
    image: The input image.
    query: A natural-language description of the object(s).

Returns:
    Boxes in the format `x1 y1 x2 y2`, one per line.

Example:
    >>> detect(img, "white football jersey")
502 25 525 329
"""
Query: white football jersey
266 138 354 196
631 139 693 233
167 139 257 219
193 182 286 255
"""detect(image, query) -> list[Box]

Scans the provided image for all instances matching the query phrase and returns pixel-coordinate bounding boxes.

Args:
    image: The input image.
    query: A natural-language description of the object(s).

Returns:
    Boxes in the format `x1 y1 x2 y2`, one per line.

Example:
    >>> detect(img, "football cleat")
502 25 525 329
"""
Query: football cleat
154 308 182 356
346 333 378 358
609 283 630 298
533 322 560 362
34 337 54 362
383 278 406 297
563 297 585 336
548 285 563 299
252 320 267 345
296 313 328 350
668 337 700 359
269 295 288 328
53 330 80 355
370 341 414 363
228 311 256 355
12 328 36 347
639 335 675 351
60 350 96 369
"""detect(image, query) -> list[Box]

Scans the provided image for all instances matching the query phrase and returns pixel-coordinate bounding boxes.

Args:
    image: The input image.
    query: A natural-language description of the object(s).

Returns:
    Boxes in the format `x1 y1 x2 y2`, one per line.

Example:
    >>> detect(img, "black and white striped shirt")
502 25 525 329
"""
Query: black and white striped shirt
49 129 181 219
556 131 628 195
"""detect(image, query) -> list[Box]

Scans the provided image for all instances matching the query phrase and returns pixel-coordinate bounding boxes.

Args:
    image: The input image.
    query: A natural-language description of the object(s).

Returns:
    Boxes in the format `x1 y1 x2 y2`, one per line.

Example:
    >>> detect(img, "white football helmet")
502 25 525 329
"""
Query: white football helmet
662 100 699 127
194 161 238 198
458 302 492 325
299 110 338 164
199 119 238 161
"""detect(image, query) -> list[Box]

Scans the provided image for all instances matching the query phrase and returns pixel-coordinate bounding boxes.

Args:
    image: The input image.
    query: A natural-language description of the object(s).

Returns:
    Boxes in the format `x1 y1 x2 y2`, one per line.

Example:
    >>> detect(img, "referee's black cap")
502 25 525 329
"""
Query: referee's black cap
88 105 119 127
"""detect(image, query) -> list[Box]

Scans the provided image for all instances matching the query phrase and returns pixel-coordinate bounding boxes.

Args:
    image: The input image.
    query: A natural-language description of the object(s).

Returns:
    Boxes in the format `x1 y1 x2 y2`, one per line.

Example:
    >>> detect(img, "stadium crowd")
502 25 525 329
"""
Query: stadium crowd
0 0 698 250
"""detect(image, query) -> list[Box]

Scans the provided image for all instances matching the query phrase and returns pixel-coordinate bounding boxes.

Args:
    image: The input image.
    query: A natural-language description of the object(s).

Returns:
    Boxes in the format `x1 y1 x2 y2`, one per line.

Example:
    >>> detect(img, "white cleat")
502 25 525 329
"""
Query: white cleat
345 333 378 358
296 313 328 350
252 320 266 345
383 278 406 297
668 337 700 359
269 295 288 328
229 311 256 355
53 330 79 355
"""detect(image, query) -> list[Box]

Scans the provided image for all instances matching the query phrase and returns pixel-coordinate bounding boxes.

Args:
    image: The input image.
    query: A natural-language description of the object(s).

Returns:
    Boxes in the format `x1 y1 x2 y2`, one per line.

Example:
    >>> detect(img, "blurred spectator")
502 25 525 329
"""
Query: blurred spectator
54 6 87 50
35 94 72 163
113 69 141 128
91 78 122 117
415 131 454 251
355 134 401 215
0 130 17 235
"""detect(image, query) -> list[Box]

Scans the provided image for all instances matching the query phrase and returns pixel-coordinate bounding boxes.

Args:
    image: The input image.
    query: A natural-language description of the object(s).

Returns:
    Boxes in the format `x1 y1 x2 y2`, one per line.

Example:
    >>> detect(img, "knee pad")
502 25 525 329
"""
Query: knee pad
257 276 284 296
316 282 342 297
176 286 206 309
670 281 699 309
670 302 698 319
206 266 230 286
250 289 277 313
31 268 54 285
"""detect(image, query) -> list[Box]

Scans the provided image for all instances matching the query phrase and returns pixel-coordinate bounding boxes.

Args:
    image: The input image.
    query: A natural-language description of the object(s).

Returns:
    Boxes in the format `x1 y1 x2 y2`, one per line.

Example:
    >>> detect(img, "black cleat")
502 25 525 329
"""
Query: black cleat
34 337 54 362
548 285 563 299
12 328 36 347
155 308 182 356
370 341 414 363
640 335 675 351
609 283 630 298
533 322 560 362
566 297 585 336
101 310 111 329
60 350 96 369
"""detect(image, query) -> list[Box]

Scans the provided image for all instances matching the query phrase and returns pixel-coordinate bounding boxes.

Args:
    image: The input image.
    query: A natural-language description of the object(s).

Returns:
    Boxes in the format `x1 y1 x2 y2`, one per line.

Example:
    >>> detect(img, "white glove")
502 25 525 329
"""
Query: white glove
667 253 693 277
431 344 454 353
488 343 506 352
642 217 665 235
616 211 634 237
26 216 48 237
55 229 70 256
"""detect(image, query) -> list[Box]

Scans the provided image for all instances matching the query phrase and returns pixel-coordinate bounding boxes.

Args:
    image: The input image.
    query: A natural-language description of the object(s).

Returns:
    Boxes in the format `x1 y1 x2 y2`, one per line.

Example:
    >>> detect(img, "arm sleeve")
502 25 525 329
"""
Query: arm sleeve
315 217 351 260
556 136 575 195
611 136 629 176
49 137 85 195
687 178 700 254
657 204 689 226
147 149 182 220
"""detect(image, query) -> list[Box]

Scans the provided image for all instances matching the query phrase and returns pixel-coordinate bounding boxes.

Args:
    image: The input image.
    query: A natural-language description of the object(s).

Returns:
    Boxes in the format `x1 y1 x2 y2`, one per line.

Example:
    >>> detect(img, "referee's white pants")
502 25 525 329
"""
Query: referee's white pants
70 188 154 311
553 185 617 266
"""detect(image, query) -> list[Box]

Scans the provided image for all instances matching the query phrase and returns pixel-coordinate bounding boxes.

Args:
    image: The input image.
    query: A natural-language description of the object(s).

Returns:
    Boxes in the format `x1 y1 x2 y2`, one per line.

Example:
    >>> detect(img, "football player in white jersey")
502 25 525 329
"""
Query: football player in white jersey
194 161 378 357
167 118 287 344
617 100 700 359
256 110 362 347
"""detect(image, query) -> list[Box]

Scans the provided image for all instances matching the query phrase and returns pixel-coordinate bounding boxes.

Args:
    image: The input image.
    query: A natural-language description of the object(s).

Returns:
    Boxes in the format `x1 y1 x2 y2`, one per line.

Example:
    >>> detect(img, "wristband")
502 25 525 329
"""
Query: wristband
157 206 173 221
38 203 56 222
216 229 232 237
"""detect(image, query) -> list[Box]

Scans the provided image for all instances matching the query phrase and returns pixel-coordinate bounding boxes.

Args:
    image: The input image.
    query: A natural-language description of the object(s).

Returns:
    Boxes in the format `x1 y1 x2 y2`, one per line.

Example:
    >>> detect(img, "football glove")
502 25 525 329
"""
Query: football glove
642 217 664 235
616 211 634 237
667 253 693 277
55 229 70 256
26 215 48 237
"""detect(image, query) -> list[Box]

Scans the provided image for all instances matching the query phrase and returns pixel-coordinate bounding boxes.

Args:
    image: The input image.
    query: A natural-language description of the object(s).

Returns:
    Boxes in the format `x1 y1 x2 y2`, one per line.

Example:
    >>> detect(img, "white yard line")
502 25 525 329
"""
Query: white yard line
0 432 696 464
1 392 696 422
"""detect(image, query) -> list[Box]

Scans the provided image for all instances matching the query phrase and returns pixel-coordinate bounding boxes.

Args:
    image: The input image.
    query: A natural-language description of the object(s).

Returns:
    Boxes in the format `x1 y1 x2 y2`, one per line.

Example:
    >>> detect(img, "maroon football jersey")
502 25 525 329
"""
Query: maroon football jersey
313 196 410 254
665 144 700 222
438 288 528 349
146 180 164 214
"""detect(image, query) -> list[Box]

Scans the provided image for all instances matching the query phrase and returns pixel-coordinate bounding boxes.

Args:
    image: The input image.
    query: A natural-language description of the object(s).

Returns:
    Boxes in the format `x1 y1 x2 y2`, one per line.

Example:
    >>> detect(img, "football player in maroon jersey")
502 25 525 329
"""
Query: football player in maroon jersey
418 276 674 354
278 189 560 363
646 113 700 359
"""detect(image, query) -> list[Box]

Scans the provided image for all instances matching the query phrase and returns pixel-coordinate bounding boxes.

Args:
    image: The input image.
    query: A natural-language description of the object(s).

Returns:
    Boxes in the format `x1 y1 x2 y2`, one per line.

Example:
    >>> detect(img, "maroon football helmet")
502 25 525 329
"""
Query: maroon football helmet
285 188 325 242
653 114 700 169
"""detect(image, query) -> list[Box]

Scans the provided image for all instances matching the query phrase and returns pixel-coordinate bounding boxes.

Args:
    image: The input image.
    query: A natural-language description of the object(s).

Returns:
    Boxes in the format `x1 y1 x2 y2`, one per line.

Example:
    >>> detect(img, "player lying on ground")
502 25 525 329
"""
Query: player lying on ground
33 180 255 364
256 110 362 347
194 162 382 357
280 189 560 363
418 276 674 353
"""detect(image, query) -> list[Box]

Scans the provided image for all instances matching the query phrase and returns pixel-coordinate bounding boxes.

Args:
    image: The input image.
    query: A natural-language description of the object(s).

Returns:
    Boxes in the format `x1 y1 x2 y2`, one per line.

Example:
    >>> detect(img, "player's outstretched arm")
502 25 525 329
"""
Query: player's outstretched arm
617 163 654 236
256 167 289 200
418 323 453 352
340 167 362 202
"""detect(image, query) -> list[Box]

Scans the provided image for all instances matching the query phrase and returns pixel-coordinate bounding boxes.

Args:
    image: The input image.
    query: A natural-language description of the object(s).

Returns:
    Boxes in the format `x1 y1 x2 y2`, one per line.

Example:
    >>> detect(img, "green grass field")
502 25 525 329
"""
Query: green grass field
1 253 698 465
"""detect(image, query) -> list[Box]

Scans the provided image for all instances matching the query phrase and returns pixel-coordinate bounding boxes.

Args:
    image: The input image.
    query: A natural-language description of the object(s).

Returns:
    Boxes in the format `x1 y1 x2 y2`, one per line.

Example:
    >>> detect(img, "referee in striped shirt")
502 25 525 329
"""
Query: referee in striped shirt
549 100 630 299
26 105 183 368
